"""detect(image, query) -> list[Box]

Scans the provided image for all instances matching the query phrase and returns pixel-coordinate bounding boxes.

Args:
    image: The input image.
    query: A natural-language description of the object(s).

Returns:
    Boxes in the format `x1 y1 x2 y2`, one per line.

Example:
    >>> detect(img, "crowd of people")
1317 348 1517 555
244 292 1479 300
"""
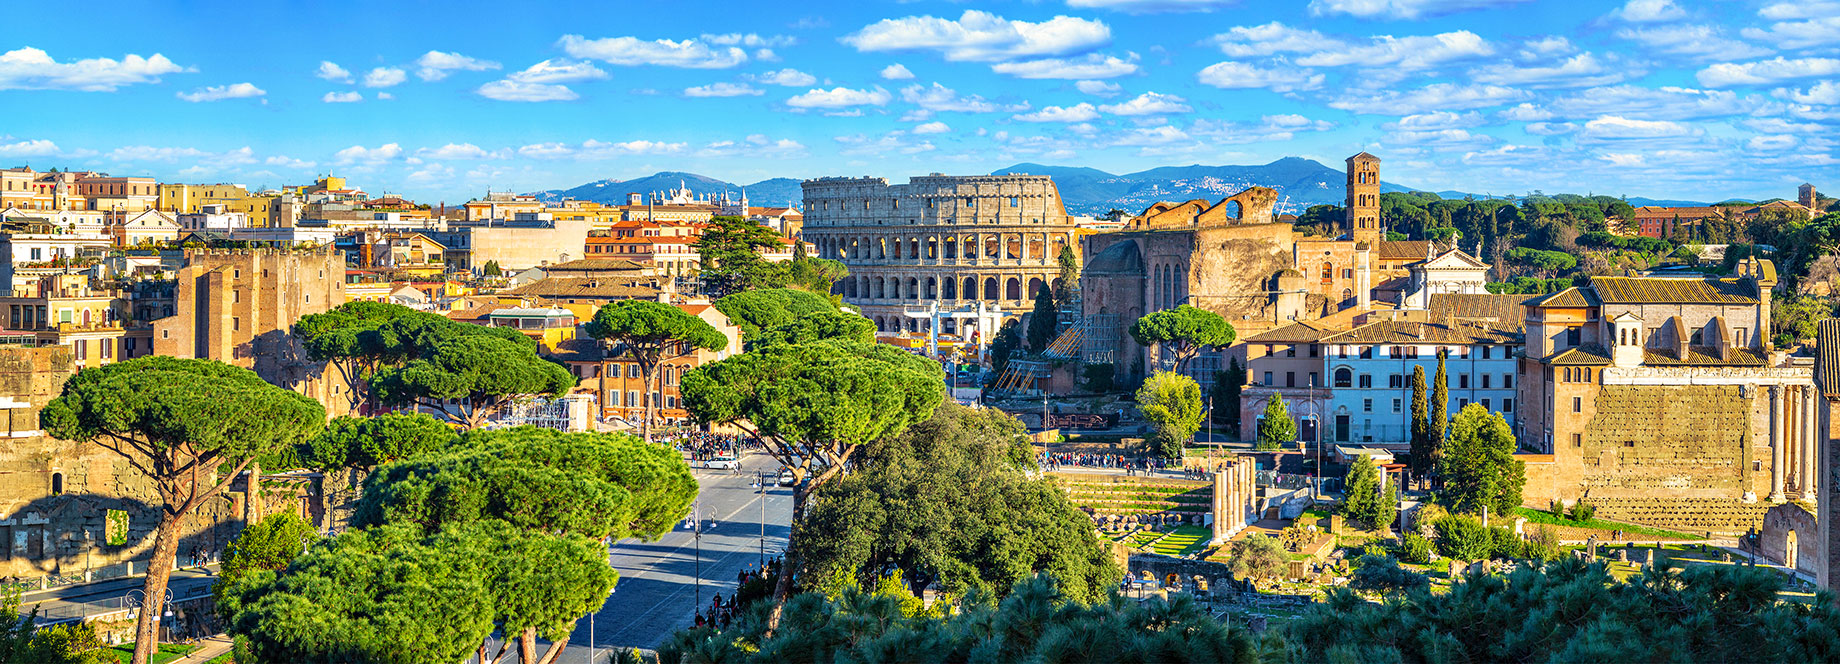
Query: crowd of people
1037 452 1177 476
669 431 754 461
695 558 781 631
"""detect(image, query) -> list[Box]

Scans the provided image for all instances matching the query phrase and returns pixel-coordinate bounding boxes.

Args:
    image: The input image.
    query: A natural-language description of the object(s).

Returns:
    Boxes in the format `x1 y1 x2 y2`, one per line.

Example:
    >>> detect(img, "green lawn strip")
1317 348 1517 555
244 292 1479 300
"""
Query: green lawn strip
111 644 197 664
1512 507 1699 539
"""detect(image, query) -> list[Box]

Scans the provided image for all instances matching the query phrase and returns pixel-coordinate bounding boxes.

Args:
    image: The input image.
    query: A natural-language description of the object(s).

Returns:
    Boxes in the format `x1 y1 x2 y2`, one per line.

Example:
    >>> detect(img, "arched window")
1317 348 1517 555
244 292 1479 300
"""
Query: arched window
1333 368 1352 388
907 278 919 300
984 278 999 300
51 472 63 495
1321 262 1333 282
1005 278 1022 300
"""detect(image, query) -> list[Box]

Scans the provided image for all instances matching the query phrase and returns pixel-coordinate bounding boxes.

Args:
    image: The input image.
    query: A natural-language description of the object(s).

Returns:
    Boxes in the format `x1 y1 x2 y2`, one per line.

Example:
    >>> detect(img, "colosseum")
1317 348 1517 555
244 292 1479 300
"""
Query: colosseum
802 174 1081 335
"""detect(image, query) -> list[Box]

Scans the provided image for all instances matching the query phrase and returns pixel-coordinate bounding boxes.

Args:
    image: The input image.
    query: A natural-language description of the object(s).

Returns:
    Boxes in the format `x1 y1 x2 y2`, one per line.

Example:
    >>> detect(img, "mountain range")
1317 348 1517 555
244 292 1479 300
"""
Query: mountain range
528 159 1711 216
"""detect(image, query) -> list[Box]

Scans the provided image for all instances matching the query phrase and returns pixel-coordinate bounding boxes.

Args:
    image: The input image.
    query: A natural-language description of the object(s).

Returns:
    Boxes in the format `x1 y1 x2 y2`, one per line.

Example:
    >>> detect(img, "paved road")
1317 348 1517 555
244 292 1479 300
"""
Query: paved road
566 452 792 658
19 564 221 623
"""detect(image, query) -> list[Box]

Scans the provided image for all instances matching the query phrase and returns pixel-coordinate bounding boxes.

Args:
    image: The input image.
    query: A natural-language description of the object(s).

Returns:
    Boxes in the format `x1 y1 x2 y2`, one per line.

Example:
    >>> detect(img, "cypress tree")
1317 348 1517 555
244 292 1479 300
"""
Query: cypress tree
1409 364 1429 481
1429 350 1449 479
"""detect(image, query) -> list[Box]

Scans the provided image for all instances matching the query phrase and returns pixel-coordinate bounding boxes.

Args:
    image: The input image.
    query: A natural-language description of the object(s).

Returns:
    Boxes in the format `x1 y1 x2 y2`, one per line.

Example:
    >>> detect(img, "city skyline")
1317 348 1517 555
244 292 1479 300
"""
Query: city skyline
2 0 1836 203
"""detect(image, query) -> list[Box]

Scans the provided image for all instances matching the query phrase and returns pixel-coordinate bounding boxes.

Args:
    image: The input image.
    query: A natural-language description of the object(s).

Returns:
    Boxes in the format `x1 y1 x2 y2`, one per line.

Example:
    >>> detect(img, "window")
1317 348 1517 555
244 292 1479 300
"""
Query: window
1573 396 1582 413
232 318 240 331
1286 372 1296 388
1736 327 1748 346
626 391 639 407
1308 372 1318 387
1388 374 1404 389
1690 329 1704 345
1482 374 1492 389
1459 375 1470 389
627 364 642 378
73 340 86 359
1566 327 1581 346
1263 371 1273 385
1285 346 1296 357
1481 399 1491 410
1392 399 1402 412
1358 374 1373 388
1459 398 1469 408
232 290 240 303
1481 346 1492 359
1359 346 1374 359
1406 346 1419 359
1503 374 1514 389
1503 399 1513 413
1334 368 1352 388
1309 344 1319 358
1572 433 1582 447
1363 399 1373 412
100 338 111 359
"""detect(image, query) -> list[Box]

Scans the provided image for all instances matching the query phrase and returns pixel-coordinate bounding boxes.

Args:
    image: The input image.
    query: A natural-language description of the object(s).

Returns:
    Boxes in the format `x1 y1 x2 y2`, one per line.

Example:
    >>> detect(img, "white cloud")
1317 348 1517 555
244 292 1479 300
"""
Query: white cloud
1014 103 1101 122
1075 80 1122 97
334 143 405 164
315 61 352 83
377 92 393 100
754 49 780 63
1383 128 1496 151
1609 0 1685 22
176 82 265 102
753 68 816 86
1741 16 1840 50
684 82 764 97
1616 25 1771 62
1698 57 1840 86
700 33 797 48
1525 122 1578 135
1189 114 1336 143
1098 91 1191 115
1383 111 1486 131
1460 144 1554 166
1196 61 1324 92
1579 115 1698 139
109 146 208 161
322 91 363 103
1519 36 1577 59
1207 22 1333 58
1774 81 1840 105
1307 0 1530 19
1330 82 1528 115
900 83 1024 112
503 59 608 84
990 54 1139 79
0 139 60 157
558 34 750 68
912 121 951 134
880 63 915 80
1066 0 1237 12
1297 31 1494 70
477 79 579 102
1598 153 1647 167
414 51 500 81
836 131 937 156
900 109 933 122
785 86 891 109
416 143 497 160
842 11 1111 62
695 134 807 158
1743 117 1827 134
265 155 315 169
1498 103 1554 121
1472 52 1631 88
1759 1 1840 19
0 47 186 91
363 67 407 88
1547 85 1761 120
1112 125 1190 146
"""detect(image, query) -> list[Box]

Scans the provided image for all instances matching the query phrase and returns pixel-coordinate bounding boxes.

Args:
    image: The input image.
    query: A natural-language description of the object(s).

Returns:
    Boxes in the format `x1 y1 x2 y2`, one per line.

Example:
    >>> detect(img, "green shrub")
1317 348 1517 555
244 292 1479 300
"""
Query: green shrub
1348 554 1430 594
1549 500 1565 518
1523 525 1562 562
1570 500 1595 522
1398 533 1433 564
1488 526 1521 560
1433 515 1492 562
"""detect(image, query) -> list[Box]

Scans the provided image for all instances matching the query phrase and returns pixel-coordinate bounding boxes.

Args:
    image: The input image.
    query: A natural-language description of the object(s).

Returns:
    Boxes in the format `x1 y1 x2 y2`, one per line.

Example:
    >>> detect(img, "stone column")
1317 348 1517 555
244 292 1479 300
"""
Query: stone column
1806 385 1819 498
1772 385 1787 502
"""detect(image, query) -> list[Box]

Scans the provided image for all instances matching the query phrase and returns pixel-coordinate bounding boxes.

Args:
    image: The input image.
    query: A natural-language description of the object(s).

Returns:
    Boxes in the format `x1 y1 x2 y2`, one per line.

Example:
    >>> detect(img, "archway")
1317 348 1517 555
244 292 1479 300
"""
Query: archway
964 277 977 300
943 278 957 299
907 278 919 300
983 277 999 300
925 277 937 299
1028 277 1046 299
1005 277 1022 300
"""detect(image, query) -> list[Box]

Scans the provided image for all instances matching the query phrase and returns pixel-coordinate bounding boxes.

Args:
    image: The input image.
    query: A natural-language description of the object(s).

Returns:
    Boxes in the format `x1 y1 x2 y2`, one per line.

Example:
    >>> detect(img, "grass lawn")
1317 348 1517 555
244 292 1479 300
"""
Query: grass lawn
1513 507 1698 540
110 644 197 664
1149 526 1212 556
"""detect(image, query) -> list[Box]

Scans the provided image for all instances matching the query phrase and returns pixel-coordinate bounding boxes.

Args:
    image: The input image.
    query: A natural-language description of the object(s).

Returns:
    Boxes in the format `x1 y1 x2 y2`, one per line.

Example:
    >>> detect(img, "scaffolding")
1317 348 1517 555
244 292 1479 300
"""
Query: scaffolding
486 395 588 432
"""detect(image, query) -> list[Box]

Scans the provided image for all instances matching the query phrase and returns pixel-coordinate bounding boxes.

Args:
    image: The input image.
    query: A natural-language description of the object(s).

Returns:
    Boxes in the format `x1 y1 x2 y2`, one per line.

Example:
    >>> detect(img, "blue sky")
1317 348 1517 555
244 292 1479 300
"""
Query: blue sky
1 0 1836 204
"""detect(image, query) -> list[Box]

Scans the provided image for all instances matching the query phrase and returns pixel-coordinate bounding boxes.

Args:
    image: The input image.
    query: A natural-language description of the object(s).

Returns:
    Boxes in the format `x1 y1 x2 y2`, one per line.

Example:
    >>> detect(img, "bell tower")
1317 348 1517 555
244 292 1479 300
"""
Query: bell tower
1345 152 1382 246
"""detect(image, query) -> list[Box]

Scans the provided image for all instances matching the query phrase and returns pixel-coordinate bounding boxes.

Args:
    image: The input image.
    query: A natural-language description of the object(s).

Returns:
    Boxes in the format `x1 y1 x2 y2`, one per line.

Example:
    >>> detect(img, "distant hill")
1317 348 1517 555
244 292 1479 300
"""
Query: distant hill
991 157 1418 216
530 171 802 208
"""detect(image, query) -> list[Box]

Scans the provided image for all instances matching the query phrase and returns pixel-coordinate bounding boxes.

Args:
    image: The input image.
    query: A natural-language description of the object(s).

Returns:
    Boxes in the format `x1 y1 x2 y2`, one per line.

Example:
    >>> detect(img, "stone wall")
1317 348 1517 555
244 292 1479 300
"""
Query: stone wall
1760 502 1818 576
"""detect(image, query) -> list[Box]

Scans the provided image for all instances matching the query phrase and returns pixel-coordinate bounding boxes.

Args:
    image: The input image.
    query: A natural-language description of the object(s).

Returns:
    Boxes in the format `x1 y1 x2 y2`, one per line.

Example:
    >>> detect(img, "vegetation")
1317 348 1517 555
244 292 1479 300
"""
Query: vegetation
712 288 839 344
1027 285 1058 353
41 357 325 664
697 215 846 298
1439 404 1526 517
682 339 944 634
586 299 729 441
1348 554 1429 594
1226 534 1287 581
1213 358 1244 429
1135 371 1204 459
662 574 1268 663
1408 364 1430 480
799 403 1121 605
1256 394 1295 451
0 591 110 663
1429 351 1449 476
1339 455 1396 531
1055 244 1080 307
1128 305 1236 373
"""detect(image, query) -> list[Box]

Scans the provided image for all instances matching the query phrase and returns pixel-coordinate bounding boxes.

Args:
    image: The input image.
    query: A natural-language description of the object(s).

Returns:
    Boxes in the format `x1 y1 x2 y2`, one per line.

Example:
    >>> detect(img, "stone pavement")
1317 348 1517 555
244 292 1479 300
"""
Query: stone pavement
174 636 233 662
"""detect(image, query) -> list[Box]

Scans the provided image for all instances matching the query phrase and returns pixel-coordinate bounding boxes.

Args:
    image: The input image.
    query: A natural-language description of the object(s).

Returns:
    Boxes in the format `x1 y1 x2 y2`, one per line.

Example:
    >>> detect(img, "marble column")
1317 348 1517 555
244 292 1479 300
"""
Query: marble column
1772 385 1787 503
1806 385 1819 498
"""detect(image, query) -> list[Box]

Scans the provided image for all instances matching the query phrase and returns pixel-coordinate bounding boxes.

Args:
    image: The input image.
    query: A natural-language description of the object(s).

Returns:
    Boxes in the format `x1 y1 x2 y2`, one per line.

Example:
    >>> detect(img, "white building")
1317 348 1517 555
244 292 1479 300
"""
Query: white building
176 204 250 231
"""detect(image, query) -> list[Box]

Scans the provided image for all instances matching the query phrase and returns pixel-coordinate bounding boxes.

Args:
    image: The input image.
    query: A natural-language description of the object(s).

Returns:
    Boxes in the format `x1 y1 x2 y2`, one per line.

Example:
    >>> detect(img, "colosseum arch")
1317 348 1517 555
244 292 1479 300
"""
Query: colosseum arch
874 277 886 299
943 278 957 299
1006 235 1022 260
964 277 977 300
984 277 999 300
944 237 957 259
1006 277 1022 300
925 277 937 299
1029 277 1046 299
926 236 938 259
906 277 919 300
984 235 1000 259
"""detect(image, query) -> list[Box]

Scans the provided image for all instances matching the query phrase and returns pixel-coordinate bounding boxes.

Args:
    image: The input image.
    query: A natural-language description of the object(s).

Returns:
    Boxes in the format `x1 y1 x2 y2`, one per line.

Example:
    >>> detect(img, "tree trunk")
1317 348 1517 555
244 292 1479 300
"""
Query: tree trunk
640 362 656 444
519 627 537 664
533 639 568 664
763 484 807 638
129 514 185 664
245 461 262 525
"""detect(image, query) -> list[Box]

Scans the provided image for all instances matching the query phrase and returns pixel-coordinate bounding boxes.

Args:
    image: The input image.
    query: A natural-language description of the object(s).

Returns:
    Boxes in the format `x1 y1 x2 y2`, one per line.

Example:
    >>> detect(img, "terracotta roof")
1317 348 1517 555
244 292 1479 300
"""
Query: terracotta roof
501 277 660 300
1547 344 1612 365
1377 240 1438 261
1325 320 1520 345
1426 293 1528 326
1632 206 1727 219
1641 347 1767 367
1590 276 1758 305
1526 287 1598 308
1244 320 1343 343
1819 319 1840 397
543 258 652 272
